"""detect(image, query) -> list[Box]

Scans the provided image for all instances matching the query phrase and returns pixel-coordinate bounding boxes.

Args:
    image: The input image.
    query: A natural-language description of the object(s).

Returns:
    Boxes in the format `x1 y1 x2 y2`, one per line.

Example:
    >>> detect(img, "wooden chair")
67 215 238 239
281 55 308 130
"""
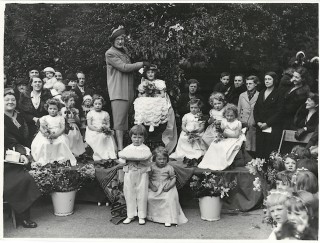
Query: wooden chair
3 202 17 228
278 130 314 153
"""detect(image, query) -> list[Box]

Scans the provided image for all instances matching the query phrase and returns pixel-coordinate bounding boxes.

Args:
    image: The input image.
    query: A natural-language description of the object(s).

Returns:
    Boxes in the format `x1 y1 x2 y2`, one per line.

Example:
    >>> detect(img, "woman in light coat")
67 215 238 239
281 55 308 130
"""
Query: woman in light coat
105 26 149 151
238 75 259 155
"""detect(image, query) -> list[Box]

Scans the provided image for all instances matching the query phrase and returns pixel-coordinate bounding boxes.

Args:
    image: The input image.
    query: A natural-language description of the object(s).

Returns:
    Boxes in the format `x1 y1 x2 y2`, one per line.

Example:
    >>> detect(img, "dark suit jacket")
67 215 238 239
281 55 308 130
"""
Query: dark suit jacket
293 105 319 132
18 88 52 144
253 88 284 128
74 85 95 98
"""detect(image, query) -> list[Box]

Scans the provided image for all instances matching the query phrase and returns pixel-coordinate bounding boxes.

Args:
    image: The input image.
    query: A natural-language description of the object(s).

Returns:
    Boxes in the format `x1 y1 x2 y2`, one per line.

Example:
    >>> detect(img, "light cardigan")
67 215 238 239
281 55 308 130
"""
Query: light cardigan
105 46 143 101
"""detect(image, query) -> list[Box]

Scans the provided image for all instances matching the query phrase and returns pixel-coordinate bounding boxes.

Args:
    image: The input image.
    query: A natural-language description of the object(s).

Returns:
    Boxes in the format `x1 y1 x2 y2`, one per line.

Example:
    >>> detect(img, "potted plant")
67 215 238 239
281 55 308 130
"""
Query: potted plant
190 172 237 221
29 160 95 216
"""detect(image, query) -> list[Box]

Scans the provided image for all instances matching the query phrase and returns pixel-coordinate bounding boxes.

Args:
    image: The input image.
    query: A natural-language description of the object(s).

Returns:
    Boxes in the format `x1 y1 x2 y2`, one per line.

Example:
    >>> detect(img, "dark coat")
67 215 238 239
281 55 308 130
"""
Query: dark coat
176 92 206 118
18 89 52 146
74 85 95 98
4 112 41 214
282 84 310 129
213 82 232 96
293 105 319 132
253 88 284 159
226 84 247 105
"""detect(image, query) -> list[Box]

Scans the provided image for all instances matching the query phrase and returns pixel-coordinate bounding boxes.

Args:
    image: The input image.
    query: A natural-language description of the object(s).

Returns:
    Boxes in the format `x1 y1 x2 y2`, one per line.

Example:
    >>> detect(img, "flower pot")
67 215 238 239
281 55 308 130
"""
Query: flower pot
199 196 222 221
51 190 77 216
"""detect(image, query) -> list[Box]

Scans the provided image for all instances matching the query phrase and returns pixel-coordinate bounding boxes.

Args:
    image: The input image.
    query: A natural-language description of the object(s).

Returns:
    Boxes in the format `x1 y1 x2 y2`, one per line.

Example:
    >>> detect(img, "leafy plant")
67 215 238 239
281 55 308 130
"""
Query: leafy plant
29 160 95 194
190 172 237 198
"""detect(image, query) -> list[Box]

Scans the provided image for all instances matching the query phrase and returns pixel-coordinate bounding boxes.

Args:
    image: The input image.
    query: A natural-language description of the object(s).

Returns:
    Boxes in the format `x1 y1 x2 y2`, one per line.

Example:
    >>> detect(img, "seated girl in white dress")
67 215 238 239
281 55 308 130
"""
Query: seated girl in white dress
135 64 177 153
85 95 117 161
31 98 77 166
170 98 206 160
198 104 246 171
202 92 227 147
147 146 188 227
60 91 86 157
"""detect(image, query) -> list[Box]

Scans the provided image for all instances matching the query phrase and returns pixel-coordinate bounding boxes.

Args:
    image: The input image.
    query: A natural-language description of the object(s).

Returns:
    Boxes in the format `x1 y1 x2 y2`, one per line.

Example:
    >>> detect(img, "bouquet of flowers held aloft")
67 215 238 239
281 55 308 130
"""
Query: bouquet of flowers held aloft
100 124 114 136
190 172 237 198
29 160 95 194
41 120 55 144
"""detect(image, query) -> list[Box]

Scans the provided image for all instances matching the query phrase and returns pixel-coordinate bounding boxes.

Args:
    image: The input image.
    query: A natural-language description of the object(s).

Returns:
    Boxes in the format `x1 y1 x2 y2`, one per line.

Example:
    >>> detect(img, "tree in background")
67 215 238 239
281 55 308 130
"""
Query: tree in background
4 3 318 105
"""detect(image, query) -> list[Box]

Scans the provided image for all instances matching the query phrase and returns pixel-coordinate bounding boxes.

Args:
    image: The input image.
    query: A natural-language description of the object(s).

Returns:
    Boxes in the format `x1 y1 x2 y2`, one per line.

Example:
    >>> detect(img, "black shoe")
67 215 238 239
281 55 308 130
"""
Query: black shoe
19 219 37 228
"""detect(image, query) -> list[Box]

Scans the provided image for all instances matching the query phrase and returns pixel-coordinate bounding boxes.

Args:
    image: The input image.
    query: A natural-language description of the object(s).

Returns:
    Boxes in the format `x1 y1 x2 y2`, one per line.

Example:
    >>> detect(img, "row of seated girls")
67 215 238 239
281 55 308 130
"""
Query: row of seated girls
170 93 245 171
31 93 117 166
263 146 318 240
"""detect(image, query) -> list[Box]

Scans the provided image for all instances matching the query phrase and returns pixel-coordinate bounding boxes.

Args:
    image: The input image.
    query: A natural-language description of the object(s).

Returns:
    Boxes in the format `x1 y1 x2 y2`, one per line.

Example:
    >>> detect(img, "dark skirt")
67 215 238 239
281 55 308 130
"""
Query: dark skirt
4 164 41 214
256 126 282 161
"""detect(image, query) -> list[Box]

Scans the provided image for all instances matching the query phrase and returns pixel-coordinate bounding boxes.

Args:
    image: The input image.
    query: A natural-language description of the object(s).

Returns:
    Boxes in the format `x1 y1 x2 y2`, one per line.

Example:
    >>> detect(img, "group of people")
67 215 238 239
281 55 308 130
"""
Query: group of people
265 145 318 240
3 25 318 237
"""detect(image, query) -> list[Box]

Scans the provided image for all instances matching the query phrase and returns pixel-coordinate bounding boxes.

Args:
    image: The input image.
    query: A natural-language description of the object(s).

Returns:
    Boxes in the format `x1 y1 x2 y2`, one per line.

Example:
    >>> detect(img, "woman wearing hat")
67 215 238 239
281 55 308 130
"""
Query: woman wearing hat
105 26 150 151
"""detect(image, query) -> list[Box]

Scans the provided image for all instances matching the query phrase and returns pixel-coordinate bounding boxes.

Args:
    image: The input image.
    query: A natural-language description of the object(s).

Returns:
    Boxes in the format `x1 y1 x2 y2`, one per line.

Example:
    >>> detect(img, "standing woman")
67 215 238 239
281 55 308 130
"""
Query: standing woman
238 75 260 156
253 72 284 160
105 26 149 151
282 67 310 129
4 88 41 228
18 77 52 146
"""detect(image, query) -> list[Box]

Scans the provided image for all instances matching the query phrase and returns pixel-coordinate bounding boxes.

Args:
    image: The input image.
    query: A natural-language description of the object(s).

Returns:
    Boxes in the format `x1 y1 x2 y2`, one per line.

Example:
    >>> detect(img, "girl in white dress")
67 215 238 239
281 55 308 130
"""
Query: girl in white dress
170 98 206 160
147 146 188 227
198 104 246 170
202 92 227 147
61 91 86 157
31 98 77 166
85 95 117 161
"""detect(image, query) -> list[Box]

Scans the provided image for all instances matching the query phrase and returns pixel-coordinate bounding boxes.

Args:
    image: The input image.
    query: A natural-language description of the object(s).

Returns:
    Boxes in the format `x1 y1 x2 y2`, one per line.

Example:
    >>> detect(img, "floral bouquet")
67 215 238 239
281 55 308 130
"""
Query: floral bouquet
246 156 279 194
29 160 95 194
190 172 237 198
138 79 156 97
41 120 55 144
187 132 201 147
101 125 114 136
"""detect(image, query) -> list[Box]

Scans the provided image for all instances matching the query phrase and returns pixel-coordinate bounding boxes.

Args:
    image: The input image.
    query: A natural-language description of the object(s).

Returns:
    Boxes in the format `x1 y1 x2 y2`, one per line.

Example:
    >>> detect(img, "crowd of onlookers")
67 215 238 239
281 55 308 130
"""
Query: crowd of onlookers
3 49 318 236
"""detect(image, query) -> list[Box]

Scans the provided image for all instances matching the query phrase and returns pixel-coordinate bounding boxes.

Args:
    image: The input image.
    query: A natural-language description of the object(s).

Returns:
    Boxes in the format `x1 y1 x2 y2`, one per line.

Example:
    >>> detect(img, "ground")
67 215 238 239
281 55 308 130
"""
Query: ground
3 196 271 240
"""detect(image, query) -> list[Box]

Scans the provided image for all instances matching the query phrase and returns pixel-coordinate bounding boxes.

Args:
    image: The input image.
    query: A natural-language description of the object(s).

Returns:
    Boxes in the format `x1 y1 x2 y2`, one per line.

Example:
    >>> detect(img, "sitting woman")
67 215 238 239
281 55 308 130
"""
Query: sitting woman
4 88 41 228
293 92 318 140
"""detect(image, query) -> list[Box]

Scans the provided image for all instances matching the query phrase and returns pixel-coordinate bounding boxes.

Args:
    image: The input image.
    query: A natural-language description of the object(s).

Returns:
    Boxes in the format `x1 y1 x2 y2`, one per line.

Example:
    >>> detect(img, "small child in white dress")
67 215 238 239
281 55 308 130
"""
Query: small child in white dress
31 98 77 166
198 104 246 170
202 92 227 147
170 98 206 160
147 146 188 227
119 125 152 225
85 95 117 161
61 91 86 157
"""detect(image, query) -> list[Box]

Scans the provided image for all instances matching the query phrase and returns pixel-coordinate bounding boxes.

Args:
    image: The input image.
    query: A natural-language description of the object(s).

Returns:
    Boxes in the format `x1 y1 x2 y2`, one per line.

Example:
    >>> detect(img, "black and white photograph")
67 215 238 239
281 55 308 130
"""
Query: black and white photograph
2 1 319 241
